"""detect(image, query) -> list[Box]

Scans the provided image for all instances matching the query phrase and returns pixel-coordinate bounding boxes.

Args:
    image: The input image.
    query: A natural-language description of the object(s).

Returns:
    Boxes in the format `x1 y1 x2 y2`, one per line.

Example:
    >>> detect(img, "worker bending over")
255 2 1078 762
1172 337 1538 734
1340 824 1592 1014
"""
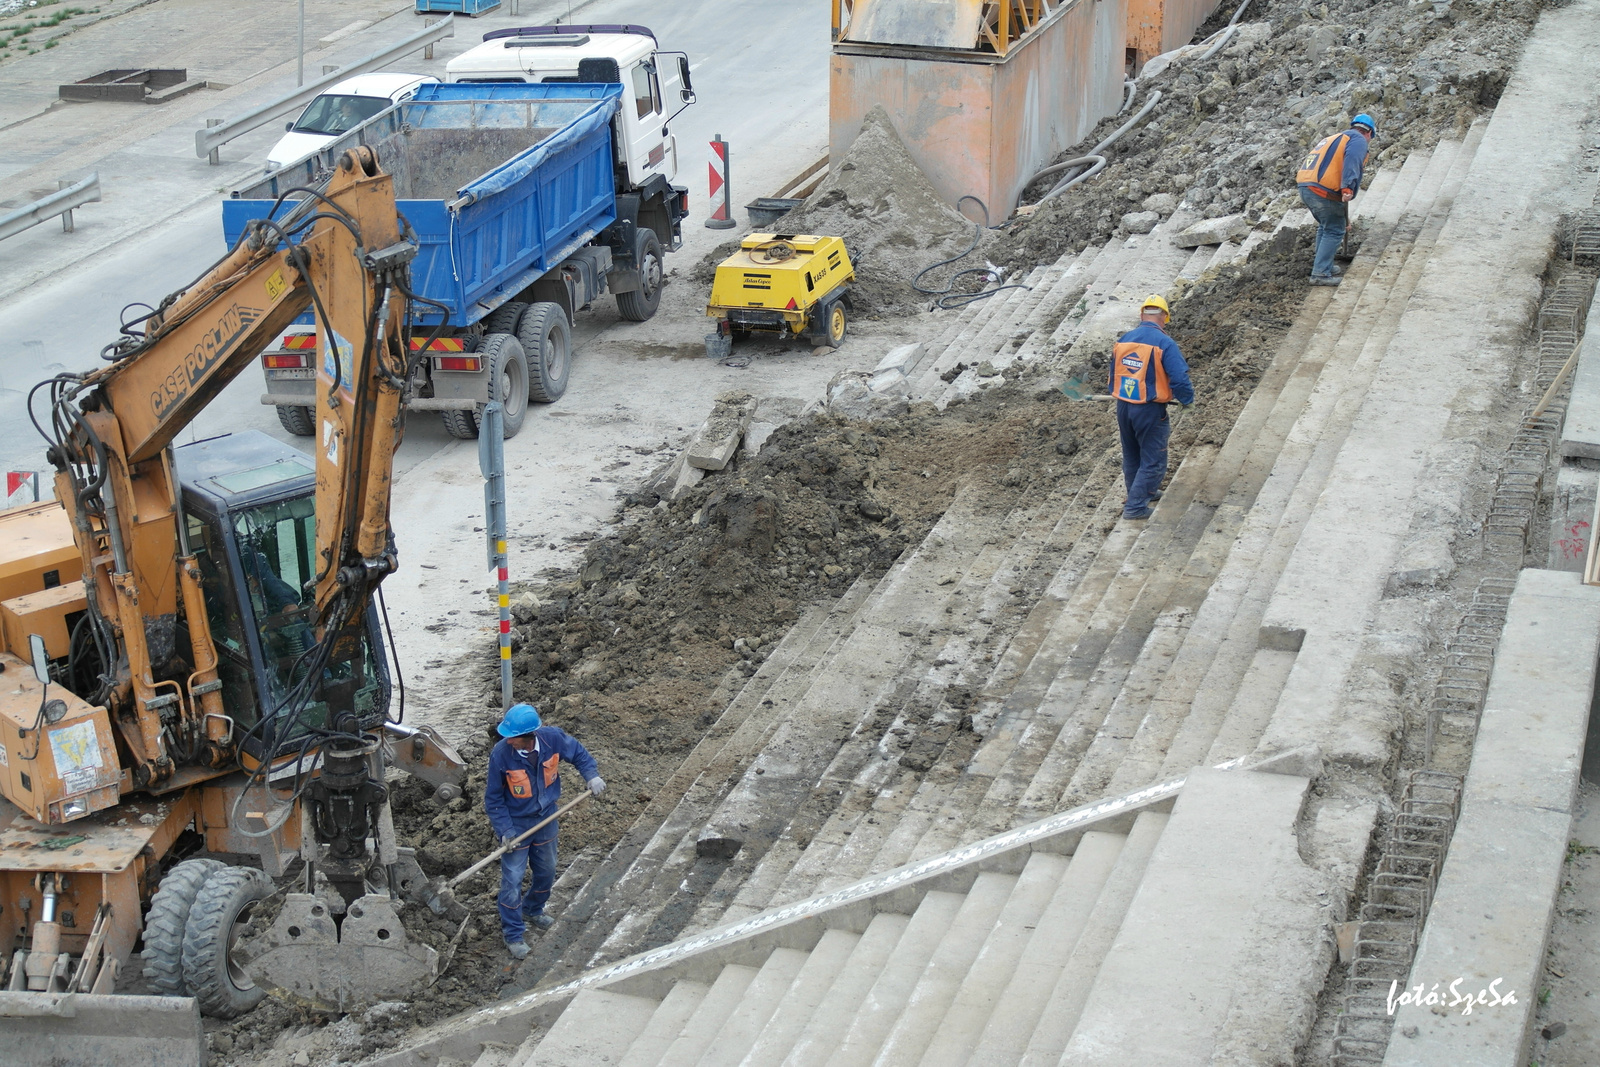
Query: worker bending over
1296 113 1378 286
483 703 606 960
1112 295 1194 520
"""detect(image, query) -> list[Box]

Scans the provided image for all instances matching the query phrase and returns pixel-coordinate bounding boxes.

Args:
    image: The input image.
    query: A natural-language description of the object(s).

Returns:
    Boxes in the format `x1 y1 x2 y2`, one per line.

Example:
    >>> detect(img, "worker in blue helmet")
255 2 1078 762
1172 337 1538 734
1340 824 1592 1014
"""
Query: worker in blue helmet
482 703 605 959
1295 113 1377 285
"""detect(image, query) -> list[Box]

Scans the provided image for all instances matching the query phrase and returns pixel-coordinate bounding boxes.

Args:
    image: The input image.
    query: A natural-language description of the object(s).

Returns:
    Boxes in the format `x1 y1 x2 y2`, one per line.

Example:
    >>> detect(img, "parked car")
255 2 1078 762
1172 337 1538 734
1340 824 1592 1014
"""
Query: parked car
265 72 438 171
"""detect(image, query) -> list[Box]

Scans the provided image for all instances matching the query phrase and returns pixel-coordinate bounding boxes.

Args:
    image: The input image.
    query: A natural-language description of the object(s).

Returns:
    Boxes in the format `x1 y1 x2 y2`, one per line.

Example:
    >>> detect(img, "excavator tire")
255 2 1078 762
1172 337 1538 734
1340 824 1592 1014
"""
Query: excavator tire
616 228 663 322
181 866 270 1019
275 405 315 437
518 302 571 403
141 857 225 996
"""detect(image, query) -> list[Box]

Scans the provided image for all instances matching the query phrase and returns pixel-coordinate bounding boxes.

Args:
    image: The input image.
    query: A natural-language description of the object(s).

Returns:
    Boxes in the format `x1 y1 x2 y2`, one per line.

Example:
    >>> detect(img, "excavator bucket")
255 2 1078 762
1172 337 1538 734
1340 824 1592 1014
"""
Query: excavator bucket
0 992 204 1067
243 893 440 1012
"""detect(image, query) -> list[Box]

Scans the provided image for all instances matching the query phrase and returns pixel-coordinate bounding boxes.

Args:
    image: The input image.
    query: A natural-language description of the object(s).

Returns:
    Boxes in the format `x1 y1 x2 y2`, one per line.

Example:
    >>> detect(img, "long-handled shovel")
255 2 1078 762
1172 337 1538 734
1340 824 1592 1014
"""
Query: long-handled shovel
423 792 591 917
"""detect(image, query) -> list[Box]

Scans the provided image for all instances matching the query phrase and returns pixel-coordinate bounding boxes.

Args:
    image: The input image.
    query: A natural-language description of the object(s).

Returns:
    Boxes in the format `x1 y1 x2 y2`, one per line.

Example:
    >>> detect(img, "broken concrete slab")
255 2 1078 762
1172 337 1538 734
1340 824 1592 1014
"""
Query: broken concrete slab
1121 211 1160 235
1175 213 1251 248
686 390 758 471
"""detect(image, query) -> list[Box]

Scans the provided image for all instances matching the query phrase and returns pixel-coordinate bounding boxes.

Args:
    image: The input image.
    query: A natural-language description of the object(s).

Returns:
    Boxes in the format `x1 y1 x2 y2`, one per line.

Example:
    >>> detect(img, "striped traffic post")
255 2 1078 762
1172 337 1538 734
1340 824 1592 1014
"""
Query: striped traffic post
478 402 512 709
706 134 736 229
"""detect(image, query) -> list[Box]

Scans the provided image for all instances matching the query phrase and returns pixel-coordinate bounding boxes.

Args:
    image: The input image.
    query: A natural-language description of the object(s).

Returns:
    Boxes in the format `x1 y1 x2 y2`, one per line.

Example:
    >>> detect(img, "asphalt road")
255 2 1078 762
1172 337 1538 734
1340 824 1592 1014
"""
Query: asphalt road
0 0 897 740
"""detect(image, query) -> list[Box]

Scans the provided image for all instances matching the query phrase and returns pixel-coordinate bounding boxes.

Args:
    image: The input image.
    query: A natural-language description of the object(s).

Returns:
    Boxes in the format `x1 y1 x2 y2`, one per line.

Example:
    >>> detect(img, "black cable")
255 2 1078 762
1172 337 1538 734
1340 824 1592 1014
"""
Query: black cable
912 196 1032 311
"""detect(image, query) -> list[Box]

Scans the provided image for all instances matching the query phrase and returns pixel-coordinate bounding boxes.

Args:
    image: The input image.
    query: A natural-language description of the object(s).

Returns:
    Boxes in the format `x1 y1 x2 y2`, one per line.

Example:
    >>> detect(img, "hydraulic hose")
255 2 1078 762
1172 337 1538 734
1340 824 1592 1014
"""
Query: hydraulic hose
1198 0 1254 61
1036 90 1163 203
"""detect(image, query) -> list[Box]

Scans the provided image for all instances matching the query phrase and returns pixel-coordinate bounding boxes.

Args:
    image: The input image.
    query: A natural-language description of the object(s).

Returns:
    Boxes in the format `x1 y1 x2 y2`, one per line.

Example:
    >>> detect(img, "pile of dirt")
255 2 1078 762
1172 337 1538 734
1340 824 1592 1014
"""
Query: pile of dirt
692 105 998 316
993 0 1542 274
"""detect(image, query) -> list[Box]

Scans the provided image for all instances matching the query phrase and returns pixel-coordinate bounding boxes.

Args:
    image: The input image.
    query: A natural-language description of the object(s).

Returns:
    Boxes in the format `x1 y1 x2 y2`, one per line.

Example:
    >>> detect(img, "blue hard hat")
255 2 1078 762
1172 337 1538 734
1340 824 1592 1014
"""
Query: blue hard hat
497 703 542 737
1352 113 1377 135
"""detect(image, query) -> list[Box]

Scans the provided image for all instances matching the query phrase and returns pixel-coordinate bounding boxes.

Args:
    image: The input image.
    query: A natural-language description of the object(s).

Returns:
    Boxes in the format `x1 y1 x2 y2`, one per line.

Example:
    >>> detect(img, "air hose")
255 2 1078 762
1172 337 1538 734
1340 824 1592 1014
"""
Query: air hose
912 196 1031 310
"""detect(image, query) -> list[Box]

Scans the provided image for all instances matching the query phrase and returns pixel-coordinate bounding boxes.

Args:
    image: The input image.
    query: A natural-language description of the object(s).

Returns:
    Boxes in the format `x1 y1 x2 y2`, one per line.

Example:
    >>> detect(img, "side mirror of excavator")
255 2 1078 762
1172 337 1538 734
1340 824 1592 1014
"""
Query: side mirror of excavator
28 633 48 685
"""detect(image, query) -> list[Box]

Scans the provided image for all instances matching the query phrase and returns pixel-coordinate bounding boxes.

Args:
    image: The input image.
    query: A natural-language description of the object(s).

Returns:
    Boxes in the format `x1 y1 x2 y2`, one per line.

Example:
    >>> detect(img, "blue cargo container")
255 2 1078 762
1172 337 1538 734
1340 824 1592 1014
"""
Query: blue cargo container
233 82 686 442
226 84 623 328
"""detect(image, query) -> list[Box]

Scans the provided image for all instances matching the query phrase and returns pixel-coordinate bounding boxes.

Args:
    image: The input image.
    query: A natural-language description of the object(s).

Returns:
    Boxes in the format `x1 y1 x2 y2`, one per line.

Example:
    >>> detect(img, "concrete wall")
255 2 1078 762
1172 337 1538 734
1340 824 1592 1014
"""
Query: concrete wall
830 0 1126 216
1127 0 1226 68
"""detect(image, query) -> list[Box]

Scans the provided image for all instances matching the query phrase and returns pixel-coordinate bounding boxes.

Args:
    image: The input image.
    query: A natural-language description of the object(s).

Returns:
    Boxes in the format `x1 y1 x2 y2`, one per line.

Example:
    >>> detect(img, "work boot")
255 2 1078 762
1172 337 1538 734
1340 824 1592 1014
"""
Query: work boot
1124 507 1154 521
506 939 530 960
524 912 555 931
1309 274 1342 287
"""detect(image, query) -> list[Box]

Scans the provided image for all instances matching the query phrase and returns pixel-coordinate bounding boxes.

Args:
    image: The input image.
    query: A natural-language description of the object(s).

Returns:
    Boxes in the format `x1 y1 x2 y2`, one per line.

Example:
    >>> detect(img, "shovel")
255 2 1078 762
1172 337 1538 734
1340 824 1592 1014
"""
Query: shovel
1060 375 1113 402
423 792 591 917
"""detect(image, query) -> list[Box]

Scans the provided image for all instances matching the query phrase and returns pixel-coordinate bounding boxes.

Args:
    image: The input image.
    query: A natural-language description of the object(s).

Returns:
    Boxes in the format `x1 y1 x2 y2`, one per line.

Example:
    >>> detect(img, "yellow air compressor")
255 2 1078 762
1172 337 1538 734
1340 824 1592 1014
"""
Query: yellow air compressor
706 234 855 358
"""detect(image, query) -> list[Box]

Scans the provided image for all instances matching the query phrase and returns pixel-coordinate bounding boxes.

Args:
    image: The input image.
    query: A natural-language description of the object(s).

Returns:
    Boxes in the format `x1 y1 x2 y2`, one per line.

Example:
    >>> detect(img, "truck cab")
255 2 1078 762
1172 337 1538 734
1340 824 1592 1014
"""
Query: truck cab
446 24 694 244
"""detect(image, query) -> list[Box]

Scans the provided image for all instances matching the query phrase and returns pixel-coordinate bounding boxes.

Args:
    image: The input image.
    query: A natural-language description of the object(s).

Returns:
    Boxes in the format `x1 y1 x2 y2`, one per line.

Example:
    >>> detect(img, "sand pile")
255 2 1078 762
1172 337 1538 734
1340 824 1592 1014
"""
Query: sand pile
778 105 995 313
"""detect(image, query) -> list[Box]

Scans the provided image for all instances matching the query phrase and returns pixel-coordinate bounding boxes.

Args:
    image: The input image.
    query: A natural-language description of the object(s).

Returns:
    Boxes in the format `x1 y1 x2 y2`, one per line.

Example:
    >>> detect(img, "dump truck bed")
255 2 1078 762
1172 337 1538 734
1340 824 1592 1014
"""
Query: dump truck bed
224 83 624 327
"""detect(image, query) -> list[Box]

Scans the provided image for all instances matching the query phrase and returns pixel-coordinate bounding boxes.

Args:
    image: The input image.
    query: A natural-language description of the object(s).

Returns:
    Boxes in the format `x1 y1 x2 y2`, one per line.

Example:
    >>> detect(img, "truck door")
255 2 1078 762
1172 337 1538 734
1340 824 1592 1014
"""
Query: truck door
623 59 669 186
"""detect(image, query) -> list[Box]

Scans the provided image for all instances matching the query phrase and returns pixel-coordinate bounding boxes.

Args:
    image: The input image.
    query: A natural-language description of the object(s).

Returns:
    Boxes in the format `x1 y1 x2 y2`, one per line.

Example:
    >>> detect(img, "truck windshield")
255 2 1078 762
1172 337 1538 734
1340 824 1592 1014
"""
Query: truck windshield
232 496 385 740
294 94 392 136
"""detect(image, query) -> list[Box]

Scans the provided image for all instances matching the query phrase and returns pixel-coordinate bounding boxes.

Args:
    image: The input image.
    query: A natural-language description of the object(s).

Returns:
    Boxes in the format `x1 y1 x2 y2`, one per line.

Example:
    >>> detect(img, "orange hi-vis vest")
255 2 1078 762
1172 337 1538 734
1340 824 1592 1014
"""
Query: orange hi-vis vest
1113 341 1172 403
1297 132 1355 198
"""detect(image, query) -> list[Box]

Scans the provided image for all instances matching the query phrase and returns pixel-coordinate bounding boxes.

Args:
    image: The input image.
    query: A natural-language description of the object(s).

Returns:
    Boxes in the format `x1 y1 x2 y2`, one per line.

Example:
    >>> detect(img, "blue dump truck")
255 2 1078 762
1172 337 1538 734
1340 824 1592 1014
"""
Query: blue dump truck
229 77 692 439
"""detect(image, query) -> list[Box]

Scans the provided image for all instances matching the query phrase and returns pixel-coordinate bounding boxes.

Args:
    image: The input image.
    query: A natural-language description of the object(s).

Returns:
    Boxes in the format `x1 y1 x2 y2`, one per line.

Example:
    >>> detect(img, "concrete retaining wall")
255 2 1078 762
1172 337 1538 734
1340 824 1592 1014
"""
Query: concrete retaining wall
830 0 1126 215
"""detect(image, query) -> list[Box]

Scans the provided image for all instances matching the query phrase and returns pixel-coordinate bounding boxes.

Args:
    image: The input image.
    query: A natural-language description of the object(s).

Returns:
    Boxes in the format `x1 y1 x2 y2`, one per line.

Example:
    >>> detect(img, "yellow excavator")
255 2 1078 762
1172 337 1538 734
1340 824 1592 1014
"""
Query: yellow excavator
0 147 466 1064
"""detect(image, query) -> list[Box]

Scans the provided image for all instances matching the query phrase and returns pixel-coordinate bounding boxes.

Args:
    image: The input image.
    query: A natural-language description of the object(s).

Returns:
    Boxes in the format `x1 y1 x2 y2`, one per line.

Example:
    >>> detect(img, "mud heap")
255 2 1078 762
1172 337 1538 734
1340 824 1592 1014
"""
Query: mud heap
994 0 1539 271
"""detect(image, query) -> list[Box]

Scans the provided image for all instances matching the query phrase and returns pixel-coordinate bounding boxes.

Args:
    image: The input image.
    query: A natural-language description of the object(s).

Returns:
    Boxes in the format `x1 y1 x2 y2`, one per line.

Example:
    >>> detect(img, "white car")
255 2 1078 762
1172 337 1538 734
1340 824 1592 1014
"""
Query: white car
265 72 438 171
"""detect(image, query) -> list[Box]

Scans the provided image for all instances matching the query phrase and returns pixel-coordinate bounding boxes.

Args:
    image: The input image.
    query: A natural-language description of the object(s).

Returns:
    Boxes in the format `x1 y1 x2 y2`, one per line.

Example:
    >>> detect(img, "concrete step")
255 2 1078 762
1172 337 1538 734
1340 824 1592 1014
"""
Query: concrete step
652 963 758 1067
954 830 1126 1066
519 989 658 1067
781 911 911 1067
1016 811 1168 1065
694 949 808 1067
876 852 1069 1064
736 928 861 1067
1057 769 1336 1067
830 889 971 1065
616 980 709 1067
1008 239 1111 367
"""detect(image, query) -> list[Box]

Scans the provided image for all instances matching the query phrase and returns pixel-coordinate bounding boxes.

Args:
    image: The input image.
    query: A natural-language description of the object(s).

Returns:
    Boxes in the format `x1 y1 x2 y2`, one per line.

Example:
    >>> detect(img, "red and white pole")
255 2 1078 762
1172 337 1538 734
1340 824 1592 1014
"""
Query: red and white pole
706 134 736 229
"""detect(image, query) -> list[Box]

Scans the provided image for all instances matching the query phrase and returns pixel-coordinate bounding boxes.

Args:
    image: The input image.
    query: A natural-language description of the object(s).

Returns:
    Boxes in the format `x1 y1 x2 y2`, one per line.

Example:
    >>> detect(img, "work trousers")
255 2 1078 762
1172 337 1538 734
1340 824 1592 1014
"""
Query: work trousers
498 820 558 943
1117 400 1170 515
1300 186 1347 278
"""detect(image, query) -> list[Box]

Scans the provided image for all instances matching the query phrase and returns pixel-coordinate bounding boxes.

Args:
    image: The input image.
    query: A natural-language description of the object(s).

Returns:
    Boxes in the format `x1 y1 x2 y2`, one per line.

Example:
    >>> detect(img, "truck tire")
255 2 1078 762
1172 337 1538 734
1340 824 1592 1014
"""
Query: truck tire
518 302 571 403
441 407 480 440
275 405 315 437
483 301 528 337
616 228 663 322
181 866 271 1019
484 332 529 438
142 857 225 996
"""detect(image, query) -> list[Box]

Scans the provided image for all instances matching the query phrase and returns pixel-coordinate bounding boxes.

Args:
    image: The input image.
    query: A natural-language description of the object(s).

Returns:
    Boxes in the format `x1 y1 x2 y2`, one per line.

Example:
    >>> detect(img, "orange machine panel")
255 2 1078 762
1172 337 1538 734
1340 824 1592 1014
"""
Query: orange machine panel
0 652 121 824
1 580 87 661
0 501 78 605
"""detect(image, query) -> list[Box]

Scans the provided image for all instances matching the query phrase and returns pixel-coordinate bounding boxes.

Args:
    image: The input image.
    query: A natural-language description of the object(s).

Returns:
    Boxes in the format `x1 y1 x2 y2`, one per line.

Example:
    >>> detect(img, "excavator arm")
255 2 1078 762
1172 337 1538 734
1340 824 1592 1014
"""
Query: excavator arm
40 147 413 786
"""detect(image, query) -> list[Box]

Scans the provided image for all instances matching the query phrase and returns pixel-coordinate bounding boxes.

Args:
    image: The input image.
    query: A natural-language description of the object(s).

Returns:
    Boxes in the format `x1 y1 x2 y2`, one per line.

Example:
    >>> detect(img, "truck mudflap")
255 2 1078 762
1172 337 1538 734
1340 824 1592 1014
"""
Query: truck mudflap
0 991 204 1067
244 892 455 1012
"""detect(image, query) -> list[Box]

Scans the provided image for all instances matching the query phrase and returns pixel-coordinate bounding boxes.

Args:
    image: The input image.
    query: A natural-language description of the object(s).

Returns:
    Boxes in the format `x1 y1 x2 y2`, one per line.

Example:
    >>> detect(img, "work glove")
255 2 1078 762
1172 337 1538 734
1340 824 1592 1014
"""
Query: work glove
499 834 520 849
587 776 607 797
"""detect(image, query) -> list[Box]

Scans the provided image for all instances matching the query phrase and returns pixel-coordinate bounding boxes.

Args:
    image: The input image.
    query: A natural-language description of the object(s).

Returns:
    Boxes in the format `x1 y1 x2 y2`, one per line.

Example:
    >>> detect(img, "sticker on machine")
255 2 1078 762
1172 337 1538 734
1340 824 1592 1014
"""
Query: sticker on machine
0 742 8 766
61 768 98 795
322 326 354 393
48 720 103 778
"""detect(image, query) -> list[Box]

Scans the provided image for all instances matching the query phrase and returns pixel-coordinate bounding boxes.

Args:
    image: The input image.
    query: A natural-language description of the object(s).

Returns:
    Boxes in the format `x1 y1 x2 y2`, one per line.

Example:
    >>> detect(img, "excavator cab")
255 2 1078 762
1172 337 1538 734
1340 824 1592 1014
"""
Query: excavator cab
173 432 390 758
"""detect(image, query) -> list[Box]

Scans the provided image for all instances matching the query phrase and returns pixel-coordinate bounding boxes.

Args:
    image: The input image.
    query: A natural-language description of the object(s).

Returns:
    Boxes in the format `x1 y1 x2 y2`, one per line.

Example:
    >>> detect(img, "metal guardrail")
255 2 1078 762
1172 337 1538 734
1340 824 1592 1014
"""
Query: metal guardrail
195 15 455 163
0 173 101 241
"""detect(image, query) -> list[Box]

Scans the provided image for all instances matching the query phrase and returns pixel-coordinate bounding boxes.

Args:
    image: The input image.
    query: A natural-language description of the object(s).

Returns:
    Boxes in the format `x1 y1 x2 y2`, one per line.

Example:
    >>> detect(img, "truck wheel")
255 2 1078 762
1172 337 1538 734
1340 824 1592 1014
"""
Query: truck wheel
441 408 480 440
616 228 664 322
518 302 571 403
275 405 315 436
484 332 528 438
483 301 528 337
812 299 848 347
142 857 225 996
181 866 270 1019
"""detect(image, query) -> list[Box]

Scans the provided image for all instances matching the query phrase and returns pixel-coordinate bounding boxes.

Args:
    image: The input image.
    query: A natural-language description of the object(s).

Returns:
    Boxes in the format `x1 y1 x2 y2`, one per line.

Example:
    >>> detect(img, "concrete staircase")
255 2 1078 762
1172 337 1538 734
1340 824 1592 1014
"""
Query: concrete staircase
477 127 1487 999
371 761 1367 1067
